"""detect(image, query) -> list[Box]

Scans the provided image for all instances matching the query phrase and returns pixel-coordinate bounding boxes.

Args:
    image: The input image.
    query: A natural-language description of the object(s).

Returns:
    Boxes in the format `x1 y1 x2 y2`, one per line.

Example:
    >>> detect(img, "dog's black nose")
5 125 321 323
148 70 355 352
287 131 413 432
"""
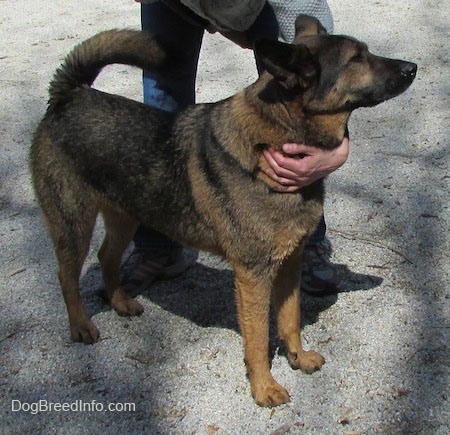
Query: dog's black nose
401 62 417 79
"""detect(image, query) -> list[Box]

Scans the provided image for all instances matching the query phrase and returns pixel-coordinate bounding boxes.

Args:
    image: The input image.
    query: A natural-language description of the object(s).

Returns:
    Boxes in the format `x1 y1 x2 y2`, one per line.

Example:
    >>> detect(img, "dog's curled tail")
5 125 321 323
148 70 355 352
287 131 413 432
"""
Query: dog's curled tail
48 29 166 109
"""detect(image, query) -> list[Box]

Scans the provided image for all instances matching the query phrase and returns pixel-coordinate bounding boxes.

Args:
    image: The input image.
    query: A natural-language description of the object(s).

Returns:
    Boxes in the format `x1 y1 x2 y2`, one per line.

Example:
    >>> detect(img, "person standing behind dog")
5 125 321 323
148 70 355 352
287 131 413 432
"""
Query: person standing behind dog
125 0 350 296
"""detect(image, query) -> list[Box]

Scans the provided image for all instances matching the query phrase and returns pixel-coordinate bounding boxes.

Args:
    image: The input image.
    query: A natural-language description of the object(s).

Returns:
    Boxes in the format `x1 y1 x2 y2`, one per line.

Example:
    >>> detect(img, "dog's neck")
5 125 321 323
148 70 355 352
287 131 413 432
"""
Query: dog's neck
212 82 349 188
246 75 351 147
301 112 350 147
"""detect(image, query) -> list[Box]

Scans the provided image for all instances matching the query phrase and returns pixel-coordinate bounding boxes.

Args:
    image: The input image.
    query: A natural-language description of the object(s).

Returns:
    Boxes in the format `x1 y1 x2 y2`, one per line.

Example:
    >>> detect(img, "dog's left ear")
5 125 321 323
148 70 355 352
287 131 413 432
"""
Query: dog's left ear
254 39 318 89
294 14 327 40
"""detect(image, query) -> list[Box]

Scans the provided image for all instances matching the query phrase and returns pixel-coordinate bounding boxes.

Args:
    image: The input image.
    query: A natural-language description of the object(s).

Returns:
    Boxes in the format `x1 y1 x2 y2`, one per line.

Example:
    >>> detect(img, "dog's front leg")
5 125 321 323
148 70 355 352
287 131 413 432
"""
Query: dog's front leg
234 264 290 407
273 246 325 373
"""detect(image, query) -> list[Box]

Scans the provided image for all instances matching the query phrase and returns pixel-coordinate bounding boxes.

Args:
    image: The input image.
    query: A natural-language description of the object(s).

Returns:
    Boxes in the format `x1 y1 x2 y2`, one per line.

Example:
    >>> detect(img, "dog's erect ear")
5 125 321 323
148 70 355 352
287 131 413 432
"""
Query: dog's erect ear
295 14 327 37
294 14 327 41
254 39 318 89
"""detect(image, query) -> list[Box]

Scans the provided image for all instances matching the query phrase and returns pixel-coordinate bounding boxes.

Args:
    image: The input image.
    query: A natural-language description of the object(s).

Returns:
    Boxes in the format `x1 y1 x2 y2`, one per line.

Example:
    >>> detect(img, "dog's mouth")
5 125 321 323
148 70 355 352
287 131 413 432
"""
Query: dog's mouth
341 60 417 110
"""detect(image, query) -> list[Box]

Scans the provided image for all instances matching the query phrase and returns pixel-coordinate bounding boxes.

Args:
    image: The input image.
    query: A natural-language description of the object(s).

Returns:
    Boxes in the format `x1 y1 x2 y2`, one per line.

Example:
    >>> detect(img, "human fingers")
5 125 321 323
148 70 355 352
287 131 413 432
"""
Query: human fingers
262 149 303 183
266 148 315 178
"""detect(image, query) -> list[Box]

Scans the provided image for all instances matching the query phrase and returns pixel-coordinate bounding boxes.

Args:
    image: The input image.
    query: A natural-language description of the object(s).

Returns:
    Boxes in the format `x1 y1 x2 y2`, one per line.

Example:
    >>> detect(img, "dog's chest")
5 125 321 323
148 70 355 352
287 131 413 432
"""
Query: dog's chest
270 199 323 260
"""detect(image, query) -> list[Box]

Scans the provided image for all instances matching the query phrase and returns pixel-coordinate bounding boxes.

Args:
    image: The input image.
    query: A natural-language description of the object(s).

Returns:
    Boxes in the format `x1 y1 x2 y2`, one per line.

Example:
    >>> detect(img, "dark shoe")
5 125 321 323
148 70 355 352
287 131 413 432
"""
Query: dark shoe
301 239 339 296
122 247 188 296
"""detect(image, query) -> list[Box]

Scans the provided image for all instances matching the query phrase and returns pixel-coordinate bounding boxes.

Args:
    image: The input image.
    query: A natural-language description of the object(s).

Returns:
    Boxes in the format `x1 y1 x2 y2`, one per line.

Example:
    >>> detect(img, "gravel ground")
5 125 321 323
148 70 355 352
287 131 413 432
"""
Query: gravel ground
1 0 449 433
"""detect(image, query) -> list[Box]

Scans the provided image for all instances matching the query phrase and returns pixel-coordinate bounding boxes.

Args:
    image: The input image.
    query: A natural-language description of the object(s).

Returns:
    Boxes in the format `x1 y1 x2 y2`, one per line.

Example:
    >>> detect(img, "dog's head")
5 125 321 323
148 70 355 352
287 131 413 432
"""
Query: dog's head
254 15 417 115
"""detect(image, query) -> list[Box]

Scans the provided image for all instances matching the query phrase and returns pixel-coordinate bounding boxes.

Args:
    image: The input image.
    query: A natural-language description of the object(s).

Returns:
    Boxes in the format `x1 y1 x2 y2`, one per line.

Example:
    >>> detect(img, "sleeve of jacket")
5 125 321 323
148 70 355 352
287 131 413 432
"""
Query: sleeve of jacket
180 0 266 32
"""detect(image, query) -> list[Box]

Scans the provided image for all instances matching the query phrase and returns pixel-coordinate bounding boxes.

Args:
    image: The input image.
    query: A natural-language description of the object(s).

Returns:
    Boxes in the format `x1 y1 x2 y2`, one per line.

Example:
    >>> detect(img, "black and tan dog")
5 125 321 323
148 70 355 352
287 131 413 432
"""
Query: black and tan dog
31 16 416 406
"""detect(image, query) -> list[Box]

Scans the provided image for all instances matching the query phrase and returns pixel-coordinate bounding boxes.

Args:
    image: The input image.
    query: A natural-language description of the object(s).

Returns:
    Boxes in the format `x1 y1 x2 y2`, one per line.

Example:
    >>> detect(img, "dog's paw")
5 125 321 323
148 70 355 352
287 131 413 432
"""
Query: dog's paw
109 288 144 316
288 350 325 374
113 296 144 317
253 381 291 407
70 320 100 344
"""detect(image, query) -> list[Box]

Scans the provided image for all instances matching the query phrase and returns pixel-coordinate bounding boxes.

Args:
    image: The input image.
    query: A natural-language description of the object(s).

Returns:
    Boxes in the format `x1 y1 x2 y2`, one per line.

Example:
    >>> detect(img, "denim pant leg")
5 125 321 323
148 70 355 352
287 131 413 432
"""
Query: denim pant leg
141 1 204 111
308 215 326 245
134 1 204 251
246 2 280 74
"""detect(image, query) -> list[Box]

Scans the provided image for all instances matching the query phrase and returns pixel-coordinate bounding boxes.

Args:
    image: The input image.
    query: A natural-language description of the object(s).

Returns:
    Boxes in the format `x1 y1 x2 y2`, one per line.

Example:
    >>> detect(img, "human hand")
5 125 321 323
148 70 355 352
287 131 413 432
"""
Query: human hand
261 137 350 192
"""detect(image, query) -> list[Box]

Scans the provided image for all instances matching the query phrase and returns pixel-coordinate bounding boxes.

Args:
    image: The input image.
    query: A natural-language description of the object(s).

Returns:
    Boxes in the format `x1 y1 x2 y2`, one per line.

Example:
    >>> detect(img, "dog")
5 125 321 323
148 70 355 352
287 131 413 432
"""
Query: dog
30 15 416 407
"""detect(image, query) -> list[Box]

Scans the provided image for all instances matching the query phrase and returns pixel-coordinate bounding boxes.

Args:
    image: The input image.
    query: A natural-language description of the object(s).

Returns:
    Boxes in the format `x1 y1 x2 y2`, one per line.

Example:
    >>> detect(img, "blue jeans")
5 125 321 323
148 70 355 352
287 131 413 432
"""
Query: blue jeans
135 1 325 250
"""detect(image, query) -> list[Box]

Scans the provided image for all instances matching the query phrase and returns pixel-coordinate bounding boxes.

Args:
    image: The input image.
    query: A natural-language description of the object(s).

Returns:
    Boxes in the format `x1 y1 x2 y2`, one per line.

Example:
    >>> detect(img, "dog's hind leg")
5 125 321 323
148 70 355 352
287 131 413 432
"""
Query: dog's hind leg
43 192 100 344
98 205 144 317
272 246 325 374
31 135 101 343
